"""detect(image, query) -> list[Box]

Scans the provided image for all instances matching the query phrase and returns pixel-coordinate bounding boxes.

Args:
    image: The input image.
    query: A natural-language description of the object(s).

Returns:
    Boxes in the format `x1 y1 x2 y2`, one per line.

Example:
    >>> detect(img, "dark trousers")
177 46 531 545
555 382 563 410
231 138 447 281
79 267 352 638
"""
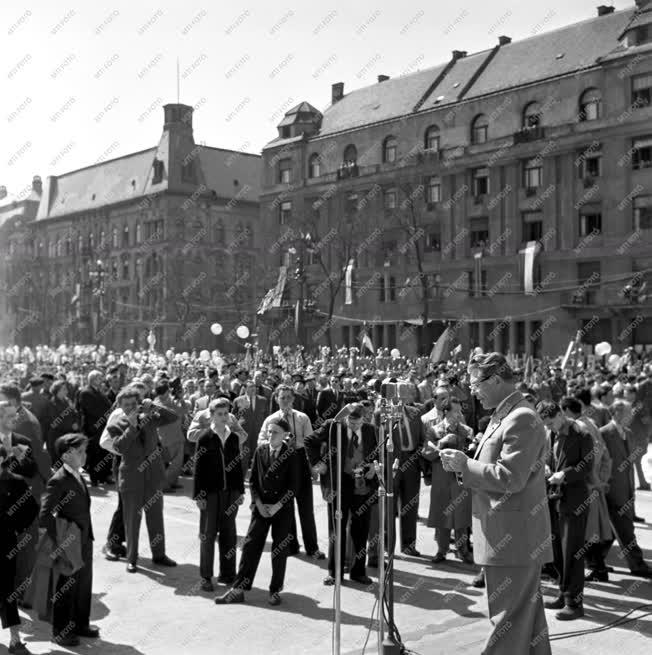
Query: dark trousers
551 509 588 606
14 517 38 604
52 539 93 639
288 448 319 554
327 476 372 579
85 436 112 483
1 554 20 629
233 504 293 593
199 490 240 580
394 451 421 551
106 493 125 550
122 489 166 564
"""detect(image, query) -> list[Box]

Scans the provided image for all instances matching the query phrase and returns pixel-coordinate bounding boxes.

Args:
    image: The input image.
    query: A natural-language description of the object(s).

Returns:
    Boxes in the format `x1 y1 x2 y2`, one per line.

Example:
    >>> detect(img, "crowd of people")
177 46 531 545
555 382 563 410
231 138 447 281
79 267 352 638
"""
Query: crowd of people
0 343 651 654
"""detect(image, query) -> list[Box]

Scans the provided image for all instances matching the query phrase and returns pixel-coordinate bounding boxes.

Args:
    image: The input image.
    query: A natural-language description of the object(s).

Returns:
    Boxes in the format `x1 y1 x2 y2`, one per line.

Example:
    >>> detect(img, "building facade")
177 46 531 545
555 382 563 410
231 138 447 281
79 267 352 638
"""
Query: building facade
258 2 652 357
1 104 262 352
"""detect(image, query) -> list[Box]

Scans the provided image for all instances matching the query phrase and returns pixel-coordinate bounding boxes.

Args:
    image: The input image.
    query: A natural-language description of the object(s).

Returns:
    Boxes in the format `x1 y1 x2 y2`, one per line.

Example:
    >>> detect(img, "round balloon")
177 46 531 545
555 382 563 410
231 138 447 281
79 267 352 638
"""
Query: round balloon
236 325 250 339
607 353 621 370
473 347 484 355
390 348 401 359
594 341 612 357
199 349 210 361
210 323 223 336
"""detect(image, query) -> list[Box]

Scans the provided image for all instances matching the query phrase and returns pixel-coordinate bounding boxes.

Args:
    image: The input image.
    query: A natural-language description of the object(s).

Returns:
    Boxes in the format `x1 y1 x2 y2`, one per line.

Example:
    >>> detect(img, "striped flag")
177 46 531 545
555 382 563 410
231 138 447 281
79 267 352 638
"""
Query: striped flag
430 326 451 363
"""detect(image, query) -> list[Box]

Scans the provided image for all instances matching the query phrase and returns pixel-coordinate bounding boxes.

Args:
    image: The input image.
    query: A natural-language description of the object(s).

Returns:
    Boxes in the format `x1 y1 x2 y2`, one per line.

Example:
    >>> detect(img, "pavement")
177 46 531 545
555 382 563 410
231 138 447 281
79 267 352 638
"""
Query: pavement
3 446 652 655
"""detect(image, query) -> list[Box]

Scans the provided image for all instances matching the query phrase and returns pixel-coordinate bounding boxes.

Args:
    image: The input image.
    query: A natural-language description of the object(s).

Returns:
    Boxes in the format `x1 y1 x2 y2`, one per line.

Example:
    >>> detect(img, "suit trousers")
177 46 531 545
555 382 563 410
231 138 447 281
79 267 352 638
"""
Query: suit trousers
288 448 319 554
327 478 372 579
394 451 421 551
163 439 185 489
106 493 125 550
1 552 20 629
52 538 93 638
199 490 240 580
14 518 38 604
435 527 469 556
233 504 293 593
122 488 166 564
551 509 588 606
483 564 551 655
85 436 112 483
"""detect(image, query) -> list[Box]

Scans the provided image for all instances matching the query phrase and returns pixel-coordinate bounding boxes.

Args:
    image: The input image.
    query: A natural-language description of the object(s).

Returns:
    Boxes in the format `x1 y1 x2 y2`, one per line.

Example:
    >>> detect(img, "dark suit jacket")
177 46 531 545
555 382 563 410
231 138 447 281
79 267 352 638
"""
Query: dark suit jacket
305 420 379 500
192 430 245 499
14 409 51 502
600 422 635 511
40 466 93 544
3 432 37 480
549 421 592 515
21 390 52 435
239 395 268 442
316 388 342 422
375 405 426 454
250 441 297 505
77 386 112 439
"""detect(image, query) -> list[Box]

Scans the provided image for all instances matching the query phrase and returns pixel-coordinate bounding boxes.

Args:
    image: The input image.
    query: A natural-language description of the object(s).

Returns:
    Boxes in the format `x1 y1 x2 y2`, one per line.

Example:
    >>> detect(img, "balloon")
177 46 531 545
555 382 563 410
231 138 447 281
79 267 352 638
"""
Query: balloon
473 347 484 355
594 341 612 357
199 350 210 362
165 349 174 359
236 325 250 339
607 353 621 371
210 323 223 336
182 351 190 360
390 348 401 359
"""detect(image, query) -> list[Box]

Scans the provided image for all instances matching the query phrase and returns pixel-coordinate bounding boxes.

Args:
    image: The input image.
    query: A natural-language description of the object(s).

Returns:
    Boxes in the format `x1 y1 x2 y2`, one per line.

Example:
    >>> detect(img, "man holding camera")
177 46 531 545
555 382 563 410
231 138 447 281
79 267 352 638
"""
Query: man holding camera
105 387 179 573
306 403 378 586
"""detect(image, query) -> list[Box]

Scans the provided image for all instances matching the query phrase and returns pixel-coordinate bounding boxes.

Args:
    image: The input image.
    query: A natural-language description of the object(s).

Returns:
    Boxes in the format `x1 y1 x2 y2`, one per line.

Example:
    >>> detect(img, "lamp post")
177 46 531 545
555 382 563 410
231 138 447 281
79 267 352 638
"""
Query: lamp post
288 231 314 350
88 259 106 344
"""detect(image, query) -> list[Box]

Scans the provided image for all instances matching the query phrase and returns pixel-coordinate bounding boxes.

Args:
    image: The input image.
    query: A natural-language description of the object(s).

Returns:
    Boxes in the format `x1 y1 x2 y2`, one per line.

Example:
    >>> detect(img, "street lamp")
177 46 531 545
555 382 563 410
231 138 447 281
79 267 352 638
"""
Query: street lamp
88 259 106 344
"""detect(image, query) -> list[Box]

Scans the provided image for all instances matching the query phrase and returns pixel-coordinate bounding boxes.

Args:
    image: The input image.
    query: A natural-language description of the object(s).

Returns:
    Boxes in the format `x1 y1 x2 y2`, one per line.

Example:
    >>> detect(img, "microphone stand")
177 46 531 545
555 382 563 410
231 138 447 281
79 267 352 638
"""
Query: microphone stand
335 420 342 655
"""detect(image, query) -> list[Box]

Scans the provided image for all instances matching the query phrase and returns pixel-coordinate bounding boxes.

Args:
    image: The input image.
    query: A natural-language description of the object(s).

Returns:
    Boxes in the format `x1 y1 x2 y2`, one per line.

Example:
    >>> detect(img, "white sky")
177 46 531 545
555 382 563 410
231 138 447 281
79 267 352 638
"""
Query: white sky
1 0 634 198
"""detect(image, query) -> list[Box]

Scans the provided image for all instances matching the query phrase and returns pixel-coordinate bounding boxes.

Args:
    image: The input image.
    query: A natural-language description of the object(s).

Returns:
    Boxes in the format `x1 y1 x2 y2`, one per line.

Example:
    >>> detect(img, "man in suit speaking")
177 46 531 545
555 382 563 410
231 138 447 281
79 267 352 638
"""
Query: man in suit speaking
441 353 552 655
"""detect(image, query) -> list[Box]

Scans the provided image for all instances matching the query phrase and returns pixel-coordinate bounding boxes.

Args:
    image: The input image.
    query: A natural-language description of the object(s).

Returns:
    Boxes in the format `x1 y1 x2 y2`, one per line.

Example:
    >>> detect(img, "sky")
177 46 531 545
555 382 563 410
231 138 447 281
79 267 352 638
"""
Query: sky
1 0 635 199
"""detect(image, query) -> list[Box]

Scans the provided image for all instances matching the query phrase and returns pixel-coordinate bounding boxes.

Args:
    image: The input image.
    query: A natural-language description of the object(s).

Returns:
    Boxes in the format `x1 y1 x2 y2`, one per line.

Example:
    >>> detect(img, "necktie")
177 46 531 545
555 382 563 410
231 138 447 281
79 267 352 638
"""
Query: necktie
401 412 410 450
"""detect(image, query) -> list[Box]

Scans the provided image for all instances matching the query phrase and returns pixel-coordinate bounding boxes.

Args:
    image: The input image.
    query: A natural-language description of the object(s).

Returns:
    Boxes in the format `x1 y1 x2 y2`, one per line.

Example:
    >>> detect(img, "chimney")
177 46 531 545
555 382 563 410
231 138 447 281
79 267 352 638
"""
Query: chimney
498 35 512 45
331 82 344 103
377 74 390 83
597 5 615 15
163 103 194 134
452 50 468 60
32 175 42 194
0 186 6 200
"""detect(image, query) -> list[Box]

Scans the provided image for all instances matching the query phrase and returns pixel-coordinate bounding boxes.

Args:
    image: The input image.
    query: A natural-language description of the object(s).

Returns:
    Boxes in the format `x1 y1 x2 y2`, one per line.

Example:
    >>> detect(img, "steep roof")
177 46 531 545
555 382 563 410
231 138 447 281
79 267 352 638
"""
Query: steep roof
198 147 261 202
311 5 636 138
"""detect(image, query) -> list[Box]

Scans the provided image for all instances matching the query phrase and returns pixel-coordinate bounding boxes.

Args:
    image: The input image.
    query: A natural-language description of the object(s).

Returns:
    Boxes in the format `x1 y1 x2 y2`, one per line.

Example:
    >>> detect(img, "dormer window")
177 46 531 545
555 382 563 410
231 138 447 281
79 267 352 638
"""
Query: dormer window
181 159 196 183
280 126 291 138
523 102 542 129
579 88 602 121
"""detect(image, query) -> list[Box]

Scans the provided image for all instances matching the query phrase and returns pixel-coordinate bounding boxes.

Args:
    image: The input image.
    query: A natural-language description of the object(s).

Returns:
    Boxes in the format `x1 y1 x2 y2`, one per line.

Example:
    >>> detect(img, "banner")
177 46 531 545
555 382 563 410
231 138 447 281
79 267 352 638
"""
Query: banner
522 241 541 295
344 259 354 305
360 328 375 354
271 265 288 308
430 326 451 363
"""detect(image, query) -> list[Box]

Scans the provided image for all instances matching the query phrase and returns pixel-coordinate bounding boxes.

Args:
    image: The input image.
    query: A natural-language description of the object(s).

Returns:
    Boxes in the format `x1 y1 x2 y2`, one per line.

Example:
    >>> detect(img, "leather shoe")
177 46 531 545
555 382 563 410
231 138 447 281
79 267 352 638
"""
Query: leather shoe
630 567 652 579
268 592 281 606
323 575 336 586
471 571 485 588
126 562 138 573
214 589 245 604
77 626 100 638
200 578 214 592
402 546 421 557
52 635 80 647
103 545 120 561
633 516 645 523
431 552 446 564
152 555 177 567
8 642 31 655
585 569 609 582
637 484 651 491
217 574 235 585
308 549 326 561
350 574 373 585
544 596 565 610
456 550 474 564
556 604 584 621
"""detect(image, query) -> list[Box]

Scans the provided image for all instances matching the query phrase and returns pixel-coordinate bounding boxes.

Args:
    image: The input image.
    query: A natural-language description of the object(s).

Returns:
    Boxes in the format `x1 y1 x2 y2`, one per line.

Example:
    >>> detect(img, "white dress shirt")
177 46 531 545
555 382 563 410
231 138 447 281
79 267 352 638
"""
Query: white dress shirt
258 408 313 448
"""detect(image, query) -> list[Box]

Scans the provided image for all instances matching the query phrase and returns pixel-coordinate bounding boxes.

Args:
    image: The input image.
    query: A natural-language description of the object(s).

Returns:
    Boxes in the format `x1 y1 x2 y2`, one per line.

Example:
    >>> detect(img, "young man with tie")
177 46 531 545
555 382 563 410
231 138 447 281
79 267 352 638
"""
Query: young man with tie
39 434 99 647
215 417 296 605
306 403 378 586
258 385 325 560
193 398 246 591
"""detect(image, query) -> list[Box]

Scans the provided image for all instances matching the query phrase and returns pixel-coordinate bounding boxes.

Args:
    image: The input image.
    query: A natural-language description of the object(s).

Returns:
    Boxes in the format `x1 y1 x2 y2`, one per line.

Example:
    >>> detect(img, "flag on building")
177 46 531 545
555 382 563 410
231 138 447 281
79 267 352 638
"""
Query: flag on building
430 326 451 363
521 241 541 295
344 259 354 305
257 288 275 315
359 326 375 354
271 265 288 307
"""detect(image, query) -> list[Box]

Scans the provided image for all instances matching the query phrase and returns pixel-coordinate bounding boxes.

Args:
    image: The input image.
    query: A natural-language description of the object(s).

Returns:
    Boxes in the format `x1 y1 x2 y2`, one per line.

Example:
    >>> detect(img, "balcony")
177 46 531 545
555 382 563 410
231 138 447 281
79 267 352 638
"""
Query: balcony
514 126 546 144
337 163 359 180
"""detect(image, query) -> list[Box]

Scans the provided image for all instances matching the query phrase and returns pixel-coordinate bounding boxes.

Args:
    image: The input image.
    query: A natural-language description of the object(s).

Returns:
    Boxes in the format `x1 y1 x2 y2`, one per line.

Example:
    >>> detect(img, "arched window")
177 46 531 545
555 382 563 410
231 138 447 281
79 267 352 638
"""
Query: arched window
308 153 321 178
424 125 440 151
112 227 118 248
135 223 142 243
523 102 542 128
579 88 602 122
471 115 489 144
343 144 357 166
383 136 397 163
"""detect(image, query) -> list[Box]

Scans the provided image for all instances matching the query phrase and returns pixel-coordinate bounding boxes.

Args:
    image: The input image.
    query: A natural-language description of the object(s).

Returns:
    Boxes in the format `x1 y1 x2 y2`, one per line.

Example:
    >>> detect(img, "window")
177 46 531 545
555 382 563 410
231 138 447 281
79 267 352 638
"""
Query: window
136 223 142 243
426 176 441 204
579 88 602 121
523 158 542 190
470 217 489 248
425 125 440 151
112 228 118 248
468 269 487 297
111 259 119 281
122 256 130 279
278 159 292 184
634 196 652 230
279 201 292 224
632 136 652 170
181 159 195 183
578 149 602 179
383 136 397 163
472 167 490 197
99 230 106 249
308 154 320 178
579 207 602 236
426 231 441 251
384 189 397 210
216 219 225 244
123 225 130 248
523 102 542 128
378 240 397 266
380 276 397 302
427 273 441 298
152 158 164 184
522 211 543 242
471 114 489 144
343 144 357 165
576 261 601 304
280 126 291 139
632 73 652 108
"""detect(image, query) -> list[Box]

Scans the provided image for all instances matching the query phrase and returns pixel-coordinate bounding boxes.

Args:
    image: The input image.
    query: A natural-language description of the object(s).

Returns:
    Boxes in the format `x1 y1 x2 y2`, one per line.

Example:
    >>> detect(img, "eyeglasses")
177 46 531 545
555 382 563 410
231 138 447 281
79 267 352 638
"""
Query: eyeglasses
469 374 494 391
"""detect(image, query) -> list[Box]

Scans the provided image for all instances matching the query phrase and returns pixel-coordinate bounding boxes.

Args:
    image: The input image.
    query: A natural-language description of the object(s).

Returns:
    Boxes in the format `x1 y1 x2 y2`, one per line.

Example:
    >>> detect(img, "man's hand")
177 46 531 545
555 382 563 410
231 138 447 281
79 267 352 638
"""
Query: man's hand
312 462 327 476
195 498 207 511
226 414 239 429
548 471 565 485
127 410 139 427
141 399 153 413
440 448 469 473
364 466 376 480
